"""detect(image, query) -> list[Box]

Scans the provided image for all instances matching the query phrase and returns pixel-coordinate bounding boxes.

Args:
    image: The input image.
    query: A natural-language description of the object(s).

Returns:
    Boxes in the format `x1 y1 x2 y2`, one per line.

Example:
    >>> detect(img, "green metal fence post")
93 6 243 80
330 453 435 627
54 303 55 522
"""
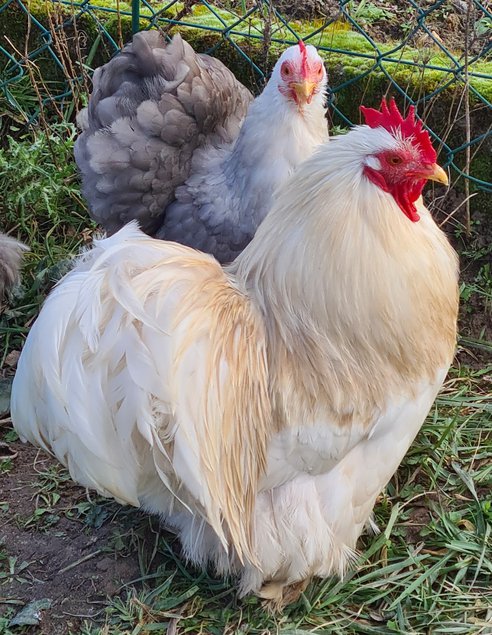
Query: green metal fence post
131 0 140 34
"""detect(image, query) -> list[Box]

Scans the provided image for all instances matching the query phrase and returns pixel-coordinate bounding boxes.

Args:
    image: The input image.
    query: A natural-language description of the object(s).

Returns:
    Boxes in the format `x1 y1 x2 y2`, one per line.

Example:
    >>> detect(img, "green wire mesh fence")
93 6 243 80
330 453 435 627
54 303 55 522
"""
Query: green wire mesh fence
0 0 491 193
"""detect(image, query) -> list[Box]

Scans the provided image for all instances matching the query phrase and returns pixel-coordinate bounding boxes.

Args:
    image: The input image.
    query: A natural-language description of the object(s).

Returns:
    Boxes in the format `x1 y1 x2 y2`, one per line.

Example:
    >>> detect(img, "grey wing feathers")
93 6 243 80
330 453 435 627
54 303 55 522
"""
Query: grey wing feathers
75 31 253 235
0 233 28 301
160 201 253 264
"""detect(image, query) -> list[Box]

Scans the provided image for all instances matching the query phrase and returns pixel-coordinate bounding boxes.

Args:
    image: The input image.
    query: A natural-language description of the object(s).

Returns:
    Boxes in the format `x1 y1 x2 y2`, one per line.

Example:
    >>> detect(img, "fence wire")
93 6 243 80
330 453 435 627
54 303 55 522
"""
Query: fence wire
0 0 491 192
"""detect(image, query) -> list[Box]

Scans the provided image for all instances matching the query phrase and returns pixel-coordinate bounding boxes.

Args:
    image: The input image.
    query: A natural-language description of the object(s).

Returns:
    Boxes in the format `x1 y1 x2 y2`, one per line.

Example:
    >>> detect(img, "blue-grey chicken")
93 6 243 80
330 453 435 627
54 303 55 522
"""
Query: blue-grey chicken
75 32 328 263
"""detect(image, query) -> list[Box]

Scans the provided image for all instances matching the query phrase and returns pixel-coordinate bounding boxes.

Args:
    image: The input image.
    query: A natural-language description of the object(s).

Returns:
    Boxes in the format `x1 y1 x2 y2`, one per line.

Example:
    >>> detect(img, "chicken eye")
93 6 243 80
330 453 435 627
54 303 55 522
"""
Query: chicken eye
281 63 290 76
388 155 403 165
317 65 323 76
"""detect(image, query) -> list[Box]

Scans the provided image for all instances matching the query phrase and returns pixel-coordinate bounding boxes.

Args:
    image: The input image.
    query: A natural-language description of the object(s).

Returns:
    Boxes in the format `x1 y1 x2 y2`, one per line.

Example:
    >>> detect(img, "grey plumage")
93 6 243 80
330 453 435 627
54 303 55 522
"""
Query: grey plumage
75 32 252 242
0 233 27 302
76 32 328 263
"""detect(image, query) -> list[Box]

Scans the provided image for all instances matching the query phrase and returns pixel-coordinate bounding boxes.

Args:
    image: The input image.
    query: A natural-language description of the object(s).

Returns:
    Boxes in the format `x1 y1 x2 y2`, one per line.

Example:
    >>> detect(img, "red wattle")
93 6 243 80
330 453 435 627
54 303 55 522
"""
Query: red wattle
364 167 424 222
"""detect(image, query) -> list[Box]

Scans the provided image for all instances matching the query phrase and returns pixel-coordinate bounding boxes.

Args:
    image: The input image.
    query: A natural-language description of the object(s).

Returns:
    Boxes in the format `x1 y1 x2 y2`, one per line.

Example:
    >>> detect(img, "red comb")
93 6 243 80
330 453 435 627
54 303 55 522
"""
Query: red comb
360 98 436 163
298 39 308 77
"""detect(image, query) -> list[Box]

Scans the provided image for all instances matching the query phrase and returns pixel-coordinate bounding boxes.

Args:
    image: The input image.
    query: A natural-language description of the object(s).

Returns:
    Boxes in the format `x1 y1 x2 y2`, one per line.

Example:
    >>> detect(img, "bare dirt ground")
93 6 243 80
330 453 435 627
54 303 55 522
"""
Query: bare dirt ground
1 442 144 634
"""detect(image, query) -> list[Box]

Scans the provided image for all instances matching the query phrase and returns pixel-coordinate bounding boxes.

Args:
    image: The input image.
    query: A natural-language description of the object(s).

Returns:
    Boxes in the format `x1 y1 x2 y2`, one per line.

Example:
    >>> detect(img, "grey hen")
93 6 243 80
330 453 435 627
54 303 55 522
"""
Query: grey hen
75 32 252 237
0 233 27 303
76 31 328 262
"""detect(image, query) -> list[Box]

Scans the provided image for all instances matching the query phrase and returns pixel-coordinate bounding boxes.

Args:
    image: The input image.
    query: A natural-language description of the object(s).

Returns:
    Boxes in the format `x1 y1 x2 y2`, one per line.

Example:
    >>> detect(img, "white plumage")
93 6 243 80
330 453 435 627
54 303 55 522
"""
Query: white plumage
12 108 458 606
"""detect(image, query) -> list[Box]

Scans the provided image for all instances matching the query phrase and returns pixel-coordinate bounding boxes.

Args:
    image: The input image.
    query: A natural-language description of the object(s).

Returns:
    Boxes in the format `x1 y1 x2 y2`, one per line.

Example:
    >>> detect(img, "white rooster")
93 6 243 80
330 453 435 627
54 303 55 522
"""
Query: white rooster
75 32 328 262
12 99 458 607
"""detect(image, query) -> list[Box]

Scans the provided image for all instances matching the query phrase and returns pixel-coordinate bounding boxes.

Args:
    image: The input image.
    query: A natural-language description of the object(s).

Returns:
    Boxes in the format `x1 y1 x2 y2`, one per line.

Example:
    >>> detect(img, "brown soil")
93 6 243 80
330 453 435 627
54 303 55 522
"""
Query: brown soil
0 442 142 634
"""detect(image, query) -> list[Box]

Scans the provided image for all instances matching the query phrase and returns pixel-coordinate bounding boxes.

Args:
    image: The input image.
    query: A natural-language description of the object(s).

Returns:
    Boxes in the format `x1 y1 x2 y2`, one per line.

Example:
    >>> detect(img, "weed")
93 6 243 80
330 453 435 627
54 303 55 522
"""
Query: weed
2 430 18 444
0 612 18 635
0 548 32 586
31 463 71 504
345 0 395 25
0 125 96 361
0 459 14 474
474 16 492 37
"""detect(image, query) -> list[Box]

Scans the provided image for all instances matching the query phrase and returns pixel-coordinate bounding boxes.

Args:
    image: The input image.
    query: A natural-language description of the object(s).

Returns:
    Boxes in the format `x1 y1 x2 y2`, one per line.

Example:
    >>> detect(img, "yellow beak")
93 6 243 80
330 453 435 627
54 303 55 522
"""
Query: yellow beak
291 80 317 104
423 163 449 186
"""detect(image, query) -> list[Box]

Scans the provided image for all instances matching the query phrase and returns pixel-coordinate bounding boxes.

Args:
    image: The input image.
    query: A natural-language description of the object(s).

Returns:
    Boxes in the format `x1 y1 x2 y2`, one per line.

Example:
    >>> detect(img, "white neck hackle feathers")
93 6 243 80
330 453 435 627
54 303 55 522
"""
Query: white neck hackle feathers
231 125 458 427
220 46 328 229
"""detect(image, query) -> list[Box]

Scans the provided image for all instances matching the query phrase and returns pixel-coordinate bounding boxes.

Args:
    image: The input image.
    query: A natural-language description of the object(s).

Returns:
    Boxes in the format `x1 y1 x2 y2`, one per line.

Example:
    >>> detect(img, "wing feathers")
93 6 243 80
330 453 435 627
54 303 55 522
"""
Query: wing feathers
12 226 272 564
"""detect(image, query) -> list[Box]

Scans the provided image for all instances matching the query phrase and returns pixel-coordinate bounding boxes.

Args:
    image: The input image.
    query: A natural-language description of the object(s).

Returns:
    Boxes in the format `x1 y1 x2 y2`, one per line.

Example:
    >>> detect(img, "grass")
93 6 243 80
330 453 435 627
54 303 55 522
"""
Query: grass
0 116 491 635
0 122 95 363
